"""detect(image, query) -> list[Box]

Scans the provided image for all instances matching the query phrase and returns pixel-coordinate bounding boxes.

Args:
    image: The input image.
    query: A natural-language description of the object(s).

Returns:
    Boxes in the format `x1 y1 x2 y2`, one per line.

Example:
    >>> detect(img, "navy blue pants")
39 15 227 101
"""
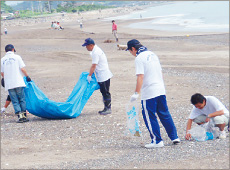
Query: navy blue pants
141 95 178 144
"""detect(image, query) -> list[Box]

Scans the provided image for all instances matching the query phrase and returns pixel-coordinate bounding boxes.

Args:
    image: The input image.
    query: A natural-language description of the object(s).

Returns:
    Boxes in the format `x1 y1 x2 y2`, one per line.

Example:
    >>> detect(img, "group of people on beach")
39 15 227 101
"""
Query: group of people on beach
1 20 229 148
51 21 64 30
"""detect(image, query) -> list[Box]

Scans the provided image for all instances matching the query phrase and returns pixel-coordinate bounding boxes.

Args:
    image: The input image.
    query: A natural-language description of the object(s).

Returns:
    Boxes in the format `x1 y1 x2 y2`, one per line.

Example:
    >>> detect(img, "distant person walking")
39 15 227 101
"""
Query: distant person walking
80 20 83 29
82 38 113 115
126 39 180 148
112 20 118 42
4 28 7 35
1 44 32 123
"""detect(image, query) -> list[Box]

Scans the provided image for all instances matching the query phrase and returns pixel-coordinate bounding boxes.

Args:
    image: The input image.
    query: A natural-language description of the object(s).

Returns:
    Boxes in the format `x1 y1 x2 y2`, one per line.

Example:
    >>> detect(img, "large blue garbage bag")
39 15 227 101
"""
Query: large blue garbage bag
24 72 100 119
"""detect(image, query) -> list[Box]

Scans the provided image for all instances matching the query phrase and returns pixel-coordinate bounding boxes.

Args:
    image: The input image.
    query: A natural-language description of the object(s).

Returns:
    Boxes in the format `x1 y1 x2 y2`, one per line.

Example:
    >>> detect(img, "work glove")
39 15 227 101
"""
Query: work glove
87 75 92 83
130 92 139 102
1 107 6 113
26 76 32 82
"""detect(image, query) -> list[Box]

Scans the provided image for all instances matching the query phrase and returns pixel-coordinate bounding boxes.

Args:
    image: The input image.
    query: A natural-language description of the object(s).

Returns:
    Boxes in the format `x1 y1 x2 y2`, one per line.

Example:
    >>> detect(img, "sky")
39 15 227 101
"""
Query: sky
5 1 23 6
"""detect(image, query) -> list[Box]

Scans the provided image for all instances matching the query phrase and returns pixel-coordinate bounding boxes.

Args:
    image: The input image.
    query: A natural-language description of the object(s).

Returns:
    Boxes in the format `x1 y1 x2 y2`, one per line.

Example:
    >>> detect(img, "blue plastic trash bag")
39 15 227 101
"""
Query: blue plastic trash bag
24 72 100 119
126 101 141 137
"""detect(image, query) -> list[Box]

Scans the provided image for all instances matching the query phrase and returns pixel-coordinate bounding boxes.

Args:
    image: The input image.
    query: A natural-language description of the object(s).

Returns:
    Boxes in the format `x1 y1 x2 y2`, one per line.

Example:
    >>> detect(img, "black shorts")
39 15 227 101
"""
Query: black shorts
6 95 11 101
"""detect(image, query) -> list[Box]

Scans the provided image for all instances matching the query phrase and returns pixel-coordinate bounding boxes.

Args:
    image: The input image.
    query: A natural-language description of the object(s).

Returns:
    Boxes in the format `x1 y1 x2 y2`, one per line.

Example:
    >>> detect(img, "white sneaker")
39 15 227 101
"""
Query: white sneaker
1 107 6 113
145 141 164 148
219 131 226 139
172 138 181 145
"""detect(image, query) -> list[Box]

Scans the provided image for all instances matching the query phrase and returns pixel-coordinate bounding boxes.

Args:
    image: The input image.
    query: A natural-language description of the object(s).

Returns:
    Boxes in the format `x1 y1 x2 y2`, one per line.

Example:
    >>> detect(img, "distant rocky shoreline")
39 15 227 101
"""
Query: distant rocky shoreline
1 6 144 28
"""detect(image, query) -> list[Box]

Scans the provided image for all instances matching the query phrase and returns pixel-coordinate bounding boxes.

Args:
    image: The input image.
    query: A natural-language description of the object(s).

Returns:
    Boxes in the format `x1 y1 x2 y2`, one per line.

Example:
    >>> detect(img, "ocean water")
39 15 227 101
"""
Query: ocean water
106 1 229 32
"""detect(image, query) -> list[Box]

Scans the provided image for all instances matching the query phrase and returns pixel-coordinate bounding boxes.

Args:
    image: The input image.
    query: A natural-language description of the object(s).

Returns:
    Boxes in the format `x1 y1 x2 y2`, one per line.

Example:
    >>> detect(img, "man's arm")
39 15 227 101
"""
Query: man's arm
135 74 144 93
21 67 28 77
130 74 144 102
205 110 224 122
208 110 224 117
185 119 193 140
89 64 97 77
1 72 4 78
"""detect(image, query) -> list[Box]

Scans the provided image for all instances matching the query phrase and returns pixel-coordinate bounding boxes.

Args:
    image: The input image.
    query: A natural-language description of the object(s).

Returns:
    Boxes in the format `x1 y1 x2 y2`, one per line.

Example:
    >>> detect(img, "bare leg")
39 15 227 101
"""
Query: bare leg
4 100 11 109
215 123 226 131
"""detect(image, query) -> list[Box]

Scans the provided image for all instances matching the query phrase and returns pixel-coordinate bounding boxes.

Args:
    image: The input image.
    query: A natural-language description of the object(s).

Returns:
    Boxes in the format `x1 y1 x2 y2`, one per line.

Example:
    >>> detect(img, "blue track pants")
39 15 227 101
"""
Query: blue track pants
141 95 178 144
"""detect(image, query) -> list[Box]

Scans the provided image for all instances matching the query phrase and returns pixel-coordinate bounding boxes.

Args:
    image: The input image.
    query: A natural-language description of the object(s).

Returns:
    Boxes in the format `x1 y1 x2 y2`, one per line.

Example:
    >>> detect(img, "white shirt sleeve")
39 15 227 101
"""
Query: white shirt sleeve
92 53 99 64
1 59 4 73
18 56 25 68
135 58 144 75
189 107 200 119
209 96 225 111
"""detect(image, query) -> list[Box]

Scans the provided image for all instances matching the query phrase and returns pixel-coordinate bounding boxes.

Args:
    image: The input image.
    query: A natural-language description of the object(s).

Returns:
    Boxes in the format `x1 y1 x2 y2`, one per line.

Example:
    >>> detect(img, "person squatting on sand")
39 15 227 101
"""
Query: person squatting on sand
51 21 63 30
1 44 32 123
126 39 180 148
82 38 113 115
185 93 229 140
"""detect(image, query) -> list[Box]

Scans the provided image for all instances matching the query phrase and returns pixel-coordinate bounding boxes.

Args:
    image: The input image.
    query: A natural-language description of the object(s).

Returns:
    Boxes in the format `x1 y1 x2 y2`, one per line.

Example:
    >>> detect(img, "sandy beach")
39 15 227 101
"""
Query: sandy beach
1 6 229 169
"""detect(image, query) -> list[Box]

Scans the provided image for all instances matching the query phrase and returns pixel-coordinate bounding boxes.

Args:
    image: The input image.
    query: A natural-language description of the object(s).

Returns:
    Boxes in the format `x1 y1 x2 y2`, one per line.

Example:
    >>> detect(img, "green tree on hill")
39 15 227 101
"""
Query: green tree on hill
1 1 14 13
56 3 112 13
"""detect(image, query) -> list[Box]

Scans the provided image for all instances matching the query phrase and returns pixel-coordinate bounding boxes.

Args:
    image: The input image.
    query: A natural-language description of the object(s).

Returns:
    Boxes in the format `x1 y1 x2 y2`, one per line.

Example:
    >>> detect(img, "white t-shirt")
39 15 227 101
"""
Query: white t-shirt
135 51 165 100
1 51 26 91
189 96 229 119
90 45 113 82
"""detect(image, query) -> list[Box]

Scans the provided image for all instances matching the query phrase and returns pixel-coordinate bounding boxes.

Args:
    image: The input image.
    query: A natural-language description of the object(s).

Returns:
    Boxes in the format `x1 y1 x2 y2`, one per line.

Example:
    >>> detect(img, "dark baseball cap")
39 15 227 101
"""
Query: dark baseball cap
5 44 16 52
126 39 141 51
82 38 95 46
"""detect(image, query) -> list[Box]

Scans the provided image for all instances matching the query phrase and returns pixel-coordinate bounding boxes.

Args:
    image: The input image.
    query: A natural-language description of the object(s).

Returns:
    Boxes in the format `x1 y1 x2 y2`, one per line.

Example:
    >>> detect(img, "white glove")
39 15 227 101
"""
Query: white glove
87 75 92 83
1 107 6 113
130 92 139 102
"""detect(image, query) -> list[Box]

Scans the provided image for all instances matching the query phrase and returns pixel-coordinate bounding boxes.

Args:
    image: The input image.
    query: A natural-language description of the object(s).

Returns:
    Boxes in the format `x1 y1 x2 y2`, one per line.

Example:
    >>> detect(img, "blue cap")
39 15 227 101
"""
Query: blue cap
82 38 95 46
5 44 16 52
126 39 140 51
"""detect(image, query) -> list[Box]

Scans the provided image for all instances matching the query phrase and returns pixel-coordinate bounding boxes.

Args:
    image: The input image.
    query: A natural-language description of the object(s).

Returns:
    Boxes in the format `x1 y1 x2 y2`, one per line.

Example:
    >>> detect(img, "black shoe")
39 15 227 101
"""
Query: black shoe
99 108 111 115
98 108 105 114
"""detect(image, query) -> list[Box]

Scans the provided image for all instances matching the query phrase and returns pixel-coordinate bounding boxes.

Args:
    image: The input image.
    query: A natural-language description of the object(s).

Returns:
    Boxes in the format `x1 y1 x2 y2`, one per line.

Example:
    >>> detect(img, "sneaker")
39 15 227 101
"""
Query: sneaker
23 117 29 122
219 130 226 139
145 141 164 148
17 112 24 123
22 112 29 122
99 108 111 115
172 138 181 145
17 118 24 123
